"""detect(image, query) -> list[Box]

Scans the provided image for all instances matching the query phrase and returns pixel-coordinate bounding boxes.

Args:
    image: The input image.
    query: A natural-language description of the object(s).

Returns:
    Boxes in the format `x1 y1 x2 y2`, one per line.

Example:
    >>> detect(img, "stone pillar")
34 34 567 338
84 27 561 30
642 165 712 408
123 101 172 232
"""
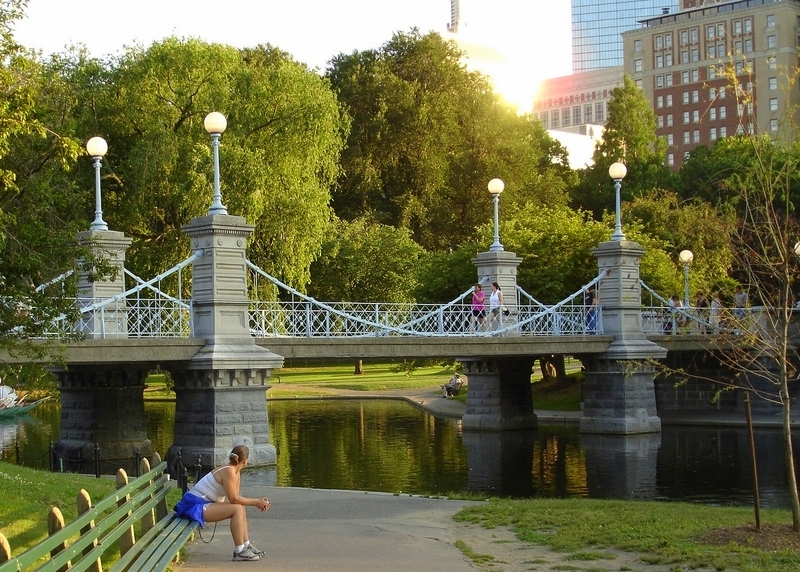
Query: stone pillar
53 364 152 472
172 214 283 468
460 357 537 430
580 240 667 434
472 250 522 323
75 230 132 338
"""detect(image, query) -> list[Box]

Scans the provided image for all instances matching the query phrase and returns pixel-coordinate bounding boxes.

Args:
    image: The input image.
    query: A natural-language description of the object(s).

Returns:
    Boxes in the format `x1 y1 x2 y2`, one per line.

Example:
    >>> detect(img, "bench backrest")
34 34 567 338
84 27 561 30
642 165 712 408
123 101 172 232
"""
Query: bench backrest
0 459 171 572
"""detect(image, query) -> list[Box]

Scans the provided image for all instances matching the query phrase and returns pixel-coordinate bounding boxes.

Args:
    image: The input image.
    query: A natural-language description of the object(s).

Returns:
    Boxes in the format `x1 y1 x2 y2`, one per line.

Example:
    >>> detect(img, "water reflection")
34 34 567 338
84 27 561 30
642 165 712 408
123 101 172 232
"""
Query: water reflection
1 399 795 508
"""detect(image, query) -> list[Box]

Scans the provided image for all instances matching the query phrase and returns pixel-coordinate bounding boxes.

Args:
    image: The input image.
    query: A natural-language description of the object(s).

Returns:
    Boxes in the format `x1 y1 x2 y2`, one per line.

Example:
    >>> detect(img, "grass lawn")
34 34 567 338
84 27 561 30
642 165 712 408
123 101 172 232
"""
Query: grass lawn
455 498 799 572
0 462 183 560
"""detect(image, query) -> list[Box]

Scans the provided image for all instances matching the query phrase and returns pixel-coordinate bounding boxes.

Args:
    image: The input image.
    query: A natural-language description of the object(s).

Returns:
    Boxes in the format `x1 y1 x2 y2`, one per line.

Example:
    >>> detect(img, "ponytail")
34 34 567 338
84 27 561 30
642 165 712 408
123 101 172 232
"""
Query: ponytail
229 444 250 466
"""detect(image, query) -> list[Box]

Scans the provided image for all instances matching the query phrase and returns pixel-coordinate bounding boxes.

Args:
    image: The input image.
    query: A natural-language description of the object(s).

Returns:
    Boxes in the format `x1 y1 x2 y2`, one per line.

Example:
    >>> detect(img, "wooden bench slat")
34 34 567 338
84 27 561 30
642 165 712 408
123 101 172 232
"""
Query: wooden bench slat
0 461 196 572
0 465 170 572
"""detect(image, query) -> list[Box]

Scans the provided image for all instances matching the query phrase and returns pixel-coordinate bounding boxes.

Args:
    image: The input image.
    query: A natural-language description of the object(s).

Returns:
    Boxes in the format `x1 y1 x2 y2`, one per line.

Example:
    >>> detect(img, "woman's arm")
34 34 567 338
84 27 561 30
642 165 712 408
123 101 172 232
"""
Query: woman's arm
220 467 270 510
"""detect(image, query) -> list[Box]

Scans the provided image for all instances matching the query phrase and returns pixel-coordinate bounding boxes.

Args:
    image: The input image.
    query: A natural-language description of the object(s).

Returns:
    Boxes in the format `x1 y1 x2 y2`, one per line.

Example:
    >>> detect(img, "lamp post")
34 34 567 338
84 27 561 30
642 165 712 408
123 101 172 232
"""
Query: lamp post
204 111 228 215
679 249 694 307
86 136 109 231
487 178 504 252
608 162 627 241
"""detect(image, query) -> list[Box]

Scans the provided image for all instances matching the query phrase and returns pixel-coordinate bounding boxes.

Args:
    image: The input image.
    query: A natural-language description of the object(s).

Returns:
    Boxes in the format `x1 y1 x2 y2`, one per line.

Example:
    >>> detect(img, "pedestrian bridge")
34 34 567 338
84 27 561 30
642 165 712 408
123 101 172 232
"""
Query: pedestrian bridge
31 252 726 345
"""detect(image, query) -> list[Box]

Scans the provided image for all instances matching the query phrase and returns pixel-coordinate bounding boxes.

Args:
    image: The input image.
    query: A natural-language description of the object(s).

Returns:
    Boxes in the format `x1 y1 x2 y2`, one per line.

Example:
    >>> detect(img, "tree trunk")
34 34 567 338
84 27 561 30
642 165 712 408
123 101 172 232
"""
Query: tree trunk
782 386 800 531
353 359 363 375
539 355 567 383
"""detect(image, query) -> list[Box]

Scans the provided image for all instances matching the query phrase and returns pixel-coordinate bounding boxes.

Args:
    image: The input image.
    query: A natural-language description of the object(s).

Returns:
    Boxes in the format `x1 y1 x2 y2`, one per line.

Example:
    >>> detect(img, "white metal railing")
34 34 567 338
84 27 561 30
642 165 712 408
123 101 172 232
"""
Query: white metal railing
640 281 739 335
39 252 201 339
247 261 606 337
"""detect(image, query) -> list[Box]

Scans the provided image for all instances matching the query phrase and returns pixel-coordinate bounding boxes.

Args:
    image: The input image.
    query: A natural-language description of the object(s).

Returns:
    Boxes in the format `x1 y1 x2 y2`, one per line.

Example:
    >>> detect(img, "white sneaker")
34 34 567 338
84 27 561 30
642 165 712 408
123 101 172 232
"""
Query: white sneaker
232 546 260 561
247 542 265 556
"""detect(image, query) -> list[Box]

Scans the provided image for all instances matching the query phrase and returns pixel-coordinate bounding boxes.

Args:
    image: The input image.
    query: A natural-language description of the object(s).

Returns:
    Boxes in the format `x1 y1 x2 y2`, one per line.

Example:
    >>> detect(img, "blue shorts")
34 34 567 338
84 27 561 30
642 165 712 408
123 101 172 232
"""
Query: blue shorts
175 493 212 528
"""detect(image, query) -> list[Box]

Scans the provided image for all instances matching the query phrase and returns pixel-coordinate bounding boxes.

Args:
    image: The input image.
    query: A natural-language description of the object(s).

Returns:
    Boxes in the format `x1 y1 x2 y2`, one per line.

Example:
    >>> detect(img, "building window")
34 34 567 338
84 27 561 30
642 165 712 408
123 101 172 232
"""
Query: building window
635 78 643 88
683 112 690 124
655 35 663 50
710 127 717 141
683 131 690 143
734 20 742 35
719 86 726 99
667 153 674 166
745 38 753 53
691 48 699 62
681 70 690 83
706 25 715 40
693 110 700 123
682 92 689 104
634 39 642 52
735 40 742 54
770 119 779 132
769 57 777 70
574 106 581 125
744 18 751 33
634 59 643 72
665 53 673 66
717 23 725 37
708 66 717 80
767 14 776 27
681 50 689 64
720 126 727 137
720 106 726 119
707 45 716 59
770 98 778 111
540 111 548 128
681 30 689 44
562 108 570 127
717 42 725 57
692 90 699 103
656 74 664 88
658 115 664 128
552 112 559 128
665 33 673 48
767 35 777 49
690 28 698 43
584 104 592 123
666 72 673 86
769 77 778 90
693 130 700 143
667 133 674 145
691 69 699 82
657 95 664 108
656 55 663 68
709 87 716 100
595 102 604 122
737 103 744 117
735 60 744 75
667 114 673 127
710 108 717 121
666 94 673 107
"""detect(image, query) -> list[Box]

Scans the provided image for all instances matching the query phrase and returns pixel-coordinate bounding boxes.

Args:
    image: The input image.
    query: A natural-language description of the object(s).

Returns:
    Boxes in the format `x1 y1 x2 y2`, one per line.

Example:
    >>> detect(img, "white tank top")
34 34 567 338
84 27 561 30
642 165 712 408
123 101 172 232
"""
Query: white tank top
189 466 228 502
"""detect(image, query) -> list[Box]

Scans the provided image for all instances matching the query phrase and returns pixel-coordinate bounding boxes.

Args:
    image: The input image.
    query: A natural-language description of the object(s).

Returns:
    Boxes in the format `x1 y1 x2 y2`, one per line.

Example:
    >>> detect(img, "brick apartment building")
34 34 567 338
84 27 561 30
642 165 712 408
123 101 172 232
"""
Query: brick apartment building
623 0 800 169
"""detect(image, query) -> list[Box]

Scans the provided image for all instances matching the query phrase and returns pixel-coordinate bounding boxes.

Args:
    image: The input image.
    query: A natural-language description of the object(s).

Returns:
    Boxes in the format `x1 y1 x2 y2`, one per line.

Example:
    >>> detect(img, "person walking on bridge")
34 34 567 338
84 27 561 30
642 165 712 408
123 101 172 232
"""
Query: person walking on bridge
489 282 505 332
174 445 271 561
470 283 486 333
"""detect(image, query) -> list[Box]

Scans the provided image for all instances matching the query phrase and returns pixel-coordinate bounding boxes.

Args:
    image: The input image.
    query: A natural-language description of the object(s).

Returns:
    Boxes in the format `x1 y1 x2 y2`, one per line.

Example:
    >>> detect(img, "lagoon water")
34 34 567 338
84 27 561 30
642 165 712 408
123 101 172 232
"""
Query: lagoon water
1 399 794 509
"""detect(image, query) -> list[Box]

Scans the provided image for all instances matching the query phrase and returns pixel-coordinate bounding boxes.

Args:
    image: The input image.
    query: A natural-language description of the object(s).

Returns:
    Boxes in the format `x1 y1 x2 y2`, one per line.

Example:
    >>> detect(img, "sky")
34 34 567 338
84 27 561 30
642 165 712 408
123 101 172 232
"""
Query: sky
12 0 572 111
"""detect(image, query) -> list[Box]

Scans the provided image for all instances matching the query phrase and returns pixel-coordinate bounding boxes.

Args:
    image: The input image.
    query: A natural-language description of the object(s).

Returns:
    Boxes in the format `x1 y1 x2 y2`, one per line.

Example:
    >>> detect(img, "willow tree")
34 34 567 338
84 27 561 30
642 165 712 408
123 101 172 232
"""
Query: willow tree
73 39 347 290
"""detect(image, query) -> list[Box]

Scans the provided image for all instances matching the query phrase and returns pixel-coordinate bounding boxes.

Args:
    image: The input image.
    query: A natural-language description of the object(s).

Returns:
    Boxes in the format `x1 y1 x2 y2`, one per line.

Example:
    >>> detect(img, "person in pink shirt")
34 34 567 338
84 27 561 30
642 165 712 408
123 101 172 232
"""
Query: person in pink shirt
470 283 486 333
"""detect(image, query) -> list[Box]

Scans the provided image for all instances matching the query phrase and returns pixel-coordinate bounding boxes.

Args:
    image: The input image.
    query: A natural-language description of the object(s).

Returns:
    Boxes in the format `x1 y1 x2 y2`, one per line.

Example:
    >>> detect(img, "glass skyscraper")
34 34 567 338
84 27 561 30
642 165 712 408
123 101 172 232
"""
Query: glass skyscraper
572 0 680 73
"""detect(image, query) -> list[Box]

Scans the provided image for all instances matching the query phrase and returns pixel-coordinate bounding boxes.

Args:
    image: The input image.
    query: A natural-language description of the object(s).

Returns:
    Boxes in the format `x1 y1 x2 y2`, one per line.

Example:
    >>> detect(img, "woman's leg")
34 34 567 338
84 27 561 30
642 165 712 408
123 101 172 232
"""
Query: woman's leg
203 502 247 546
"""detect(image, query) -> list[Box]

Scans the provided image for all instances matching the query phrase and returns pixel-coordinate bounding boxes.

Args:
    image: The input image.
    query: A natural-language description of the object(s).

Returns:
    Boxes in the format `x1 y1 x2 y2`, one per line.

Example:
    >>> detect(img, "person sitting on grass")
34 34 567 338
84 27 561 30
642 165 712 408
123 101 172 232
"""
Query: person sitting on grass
174 444 271 561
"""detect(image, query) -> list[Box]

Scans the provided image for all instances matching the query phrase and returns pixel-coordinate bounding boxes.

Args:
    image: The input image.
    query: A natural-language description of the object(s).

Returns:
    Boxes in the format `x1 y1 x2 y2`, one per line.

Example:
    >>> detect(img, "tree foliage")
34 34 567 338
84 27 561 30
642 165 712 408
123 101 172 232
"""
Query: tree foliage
308 217 423 302
327 30 574 252
572 75 675 218
75 39 347 290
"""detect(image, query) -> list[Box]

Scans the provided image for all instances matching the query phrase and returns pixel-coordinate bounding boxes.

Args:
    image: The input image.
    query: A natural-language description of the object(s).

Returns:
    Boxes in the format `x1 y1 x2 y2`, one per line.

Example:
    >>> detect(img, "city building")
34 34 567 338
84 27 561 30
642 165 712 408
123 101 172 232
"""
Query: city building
572 0 681 73
623 0 800 169
533 66 624 131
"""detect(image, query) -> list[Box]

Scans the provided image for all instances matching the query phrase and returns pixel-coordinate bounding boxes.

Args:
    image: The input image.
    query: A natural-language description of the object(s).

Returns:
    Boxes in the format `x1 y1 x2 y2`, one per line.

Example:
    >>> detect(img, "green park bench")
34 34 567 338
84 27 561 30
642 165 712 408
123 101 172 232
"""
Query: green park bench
0 458 198 572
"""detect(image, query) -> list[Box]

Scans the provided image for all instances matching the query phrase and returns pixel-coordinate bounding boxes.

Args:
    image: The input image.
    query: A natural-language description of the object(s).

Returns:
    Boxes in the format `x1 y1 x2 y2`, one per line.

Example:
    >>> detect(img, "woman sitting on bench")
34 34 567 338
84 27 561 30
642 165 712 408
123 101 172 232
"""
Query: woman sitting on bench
174 445 271 561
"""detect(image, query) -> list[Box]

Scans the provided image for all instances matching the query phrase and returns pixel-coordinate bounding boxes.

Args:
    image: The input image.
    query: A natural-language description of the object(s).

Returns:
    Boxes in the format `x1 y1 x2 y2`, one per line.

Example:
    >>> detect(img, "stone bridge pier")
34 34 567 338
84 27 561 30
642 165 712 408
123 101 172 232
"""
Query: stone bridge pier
167 213 283 469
